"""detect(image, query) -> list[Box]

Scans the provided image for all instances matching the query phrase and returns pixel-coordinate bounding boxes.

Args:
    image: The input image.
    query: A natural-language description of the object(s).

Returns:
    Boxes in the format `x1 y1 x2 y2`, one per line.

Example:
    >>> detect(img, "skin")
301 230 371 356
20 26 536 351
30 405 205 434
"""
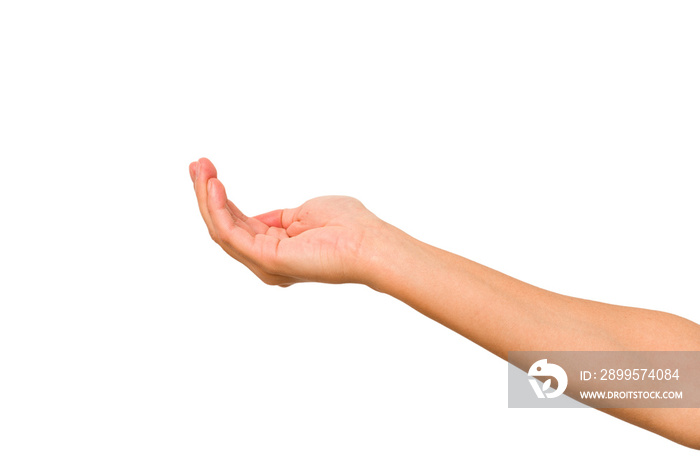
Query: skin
189 157 700 449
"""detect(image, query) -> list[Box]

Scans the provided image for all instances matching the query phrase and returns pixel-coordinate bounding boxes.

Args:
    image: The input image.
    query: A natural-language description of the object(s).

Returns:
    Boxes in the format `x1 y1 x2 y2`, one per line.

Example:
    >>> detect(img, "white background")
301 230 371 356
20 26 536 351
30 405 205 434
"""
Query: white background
1 1 699 464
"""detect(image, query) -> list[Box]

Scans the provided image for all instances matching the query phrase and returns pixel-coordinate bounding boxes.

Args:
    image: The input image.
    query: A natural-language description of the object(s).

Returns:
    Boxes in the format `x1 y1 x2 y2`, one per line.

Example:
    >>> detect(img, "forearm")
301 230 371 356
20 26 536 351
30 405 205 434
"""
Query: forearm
367 224 700 358
364 224 700 448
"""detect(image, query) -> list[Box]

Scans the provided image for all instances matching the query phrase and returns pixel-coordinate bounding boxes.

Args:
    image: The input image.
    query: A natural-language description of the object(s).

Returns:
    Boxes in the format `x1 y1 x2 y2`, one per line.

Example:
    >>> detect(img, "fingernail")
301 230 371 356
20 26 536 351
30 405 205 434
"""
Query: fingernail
207 178 215 194
189 163 196 182
195 161 200 180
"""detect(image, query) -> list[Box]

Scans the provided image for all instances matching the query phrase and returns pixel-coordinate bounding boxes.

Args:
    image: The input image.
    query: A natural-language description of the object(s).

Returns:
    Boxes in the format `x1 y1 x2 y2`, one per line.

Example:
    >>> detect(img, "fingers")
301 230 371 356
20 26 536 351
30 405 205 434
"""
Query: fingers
190 158 263 255
206 177 255 260
228 200 270 235
191 158 218 239
207 182 292 285
189 158 299 287
253 209 285 227
253 208 298 232
191 158 252 234
225 199 248 222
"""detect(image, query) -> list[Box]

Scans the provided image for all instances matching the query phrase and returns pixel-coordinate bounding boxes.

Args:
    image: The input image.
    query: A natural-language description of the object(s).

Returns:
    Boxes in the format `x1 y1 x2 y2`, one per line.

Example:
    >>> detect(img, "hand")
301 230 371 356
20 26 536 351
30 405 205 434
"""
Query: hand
189 158 391 286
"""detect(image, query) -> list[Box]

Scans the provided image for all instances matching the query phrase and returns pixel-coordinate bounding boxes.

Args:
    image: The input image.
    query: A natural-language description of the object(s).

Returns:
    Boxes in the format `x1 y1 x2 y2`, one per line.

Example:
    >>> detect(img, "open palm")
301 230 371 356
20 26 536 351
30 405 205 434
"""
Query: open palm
189 158 386 286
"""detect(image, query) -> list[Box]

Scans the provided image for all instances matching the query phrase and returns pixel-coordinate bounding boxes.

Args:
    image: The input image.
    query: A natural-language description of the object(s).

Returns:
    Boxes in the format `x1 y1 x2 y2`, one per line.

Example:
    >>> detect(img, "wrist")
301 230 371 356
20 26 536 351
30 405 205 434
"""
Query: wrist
360 221 433 295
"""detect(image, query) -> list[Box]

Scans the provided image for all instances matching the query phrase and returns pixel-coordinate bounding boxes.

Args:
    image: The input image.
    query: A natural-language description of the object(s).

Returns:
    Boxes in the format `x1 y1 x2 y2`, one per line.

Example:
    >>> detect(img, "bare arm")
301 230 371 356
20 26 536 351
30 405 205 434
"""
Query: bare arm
369 223 700 448
189 158 700 448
